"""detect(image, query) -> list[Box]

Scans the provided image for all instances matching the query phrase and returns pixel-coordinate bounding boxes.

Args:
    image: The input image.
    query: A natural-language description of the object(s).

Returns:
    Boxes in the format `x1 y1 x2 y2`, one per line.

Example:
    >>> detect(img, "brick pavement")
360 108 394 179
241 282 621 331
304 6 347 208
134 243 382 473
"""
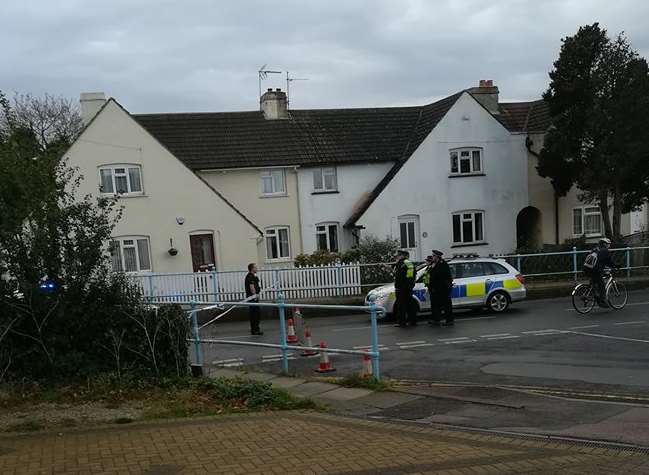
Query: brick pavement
0 411 647 474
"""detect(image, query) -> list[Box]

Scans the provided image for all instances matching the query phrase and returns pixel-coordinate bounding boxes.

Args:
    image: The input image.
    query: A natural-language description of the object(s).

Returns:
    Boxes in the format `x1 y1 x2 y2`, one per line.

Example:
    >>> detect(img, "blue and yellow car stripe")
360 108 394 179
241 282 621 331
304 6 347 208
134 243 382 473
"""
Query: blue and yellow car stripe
387 278 521 303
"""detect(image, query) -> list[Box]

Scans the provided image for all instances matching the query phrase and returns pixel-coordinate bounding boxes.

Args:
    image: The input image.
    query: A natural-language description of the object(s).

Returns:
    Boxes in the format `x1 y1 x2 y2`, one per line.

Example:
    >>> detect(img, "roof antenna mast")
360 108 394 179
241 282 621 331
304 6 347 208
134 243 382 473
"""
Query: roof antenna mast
258 64 282 110
286 71 309 110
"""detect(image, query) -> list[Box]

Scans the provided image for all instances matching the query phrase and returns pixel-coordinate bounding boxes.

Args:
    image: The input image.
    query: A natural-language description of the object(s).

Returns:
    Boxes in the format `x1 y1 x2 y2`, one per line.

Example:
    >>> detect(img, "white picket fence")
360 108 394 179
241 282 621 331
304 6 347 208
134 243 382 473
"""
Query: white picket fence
130 263 362 303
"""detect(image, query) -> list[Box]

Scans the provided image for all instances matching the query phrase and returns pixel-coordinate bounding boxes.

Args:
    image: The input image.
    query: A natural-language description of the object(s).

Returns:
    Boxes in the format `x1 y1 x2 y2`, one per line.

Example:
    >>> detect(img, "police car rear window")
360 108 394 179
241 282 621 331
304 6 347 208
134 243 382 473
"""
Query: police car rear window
485 262 509 275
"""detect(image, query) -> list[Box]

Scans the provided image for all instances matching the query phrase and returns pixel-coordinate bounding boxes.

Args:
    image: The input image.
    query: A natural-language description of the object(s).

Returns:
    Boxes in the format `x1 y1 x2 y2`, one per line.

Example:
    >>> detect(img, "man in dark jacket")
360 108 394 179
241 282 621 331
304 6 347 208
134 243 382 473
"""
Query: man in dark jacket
425 250 454 326
592 238 617 307
244 263 263 335
394 250 417 327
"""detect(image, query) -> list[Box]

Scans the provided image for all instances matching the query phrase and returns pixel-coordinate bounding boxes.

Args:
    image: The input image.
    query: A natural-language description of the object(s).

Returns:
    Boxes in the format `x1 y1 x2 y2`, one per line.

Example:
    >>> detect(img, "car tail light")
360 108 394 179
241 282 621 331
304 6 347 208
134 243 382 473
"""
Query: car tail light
516 274 525 285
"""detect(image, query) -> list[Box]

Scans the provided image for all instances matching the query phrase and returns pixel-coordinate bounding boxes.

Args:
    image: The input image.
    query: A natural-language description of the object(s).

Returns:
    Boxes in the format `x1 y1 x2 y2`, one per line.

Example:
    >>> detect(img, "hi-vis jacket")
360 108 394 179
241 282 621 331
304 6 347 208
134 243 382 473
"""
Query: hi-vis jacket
395 259 416 290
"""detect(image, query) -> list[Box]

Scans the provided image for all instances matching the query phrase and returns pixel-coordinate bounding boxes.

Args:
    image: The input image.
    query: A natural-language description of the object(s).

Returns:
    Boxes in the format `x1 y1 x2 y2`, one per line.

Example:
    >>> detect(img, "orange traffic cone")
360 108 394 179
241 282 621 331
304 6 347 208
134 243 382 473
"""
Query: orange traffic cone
315 341 336 373
287 318 298 344
360 350 373 378
301 327 318 356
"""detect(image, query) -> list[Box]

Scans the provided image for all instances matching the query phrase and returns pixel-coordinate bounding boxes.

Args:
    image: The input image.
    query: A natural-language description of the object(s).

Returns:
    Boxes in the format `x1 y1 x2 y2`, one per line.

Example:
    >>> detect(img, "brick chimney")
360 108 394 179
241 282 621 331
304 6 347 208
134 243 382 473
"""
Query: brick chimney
80 92 106 125
468 80 499 114
261 88 288 120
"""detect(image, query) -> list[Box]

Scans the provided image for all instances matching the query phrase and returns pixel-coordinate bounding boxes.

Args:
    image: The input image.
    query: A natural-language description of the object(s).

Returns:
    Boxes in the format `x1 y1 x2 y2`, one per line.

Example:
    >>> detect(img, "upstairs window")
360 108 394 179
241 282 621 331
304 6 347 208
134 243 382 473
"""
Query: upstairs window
99 165 143 195
452 211 485 245
313 167 337 192
260 169 286 196
110 236 151 272
316 223 339 252
573 206 602 236
450 148 482 176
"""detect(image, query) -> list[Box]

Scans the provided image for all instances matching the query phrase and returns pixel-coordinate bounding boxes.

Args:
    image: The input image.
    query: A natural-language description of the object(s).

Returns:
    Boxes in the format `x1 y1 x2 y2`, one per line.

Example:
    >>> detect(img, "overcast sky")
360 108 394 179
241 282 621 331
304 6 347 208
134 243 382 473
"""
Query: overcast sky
2 0 648 113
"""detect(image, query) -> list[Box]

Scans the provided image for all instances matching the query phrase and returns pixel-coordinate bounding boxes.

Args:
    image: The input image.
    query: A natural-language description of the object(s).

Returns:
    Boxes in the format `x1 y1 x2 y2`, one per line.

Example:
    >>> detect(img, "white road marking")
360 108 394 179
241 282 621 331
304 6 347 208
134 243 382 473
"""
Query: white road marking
438 337 471 342
486 335 520 340
567 331 649 344
480 333 511 338
332 326 372 332
260 357 297 363
614 321 645 326
568 324 601 330
216 335 256 339
221 362 245 367
564 301 649 311
399 343 435 349
396 340 426 345
444 339 477 344
521 329 563 335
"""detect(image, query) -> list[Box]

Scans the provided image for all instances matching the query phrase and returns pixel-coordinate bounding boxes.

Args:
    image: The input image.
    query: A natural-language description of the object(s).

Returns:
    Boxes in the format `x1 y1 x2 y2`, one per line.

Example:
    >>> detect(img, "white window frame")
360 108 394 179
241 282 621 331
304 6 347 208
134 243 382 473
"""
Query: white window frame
110 236 152 273
452 210 485 245
265 226 291 260
313 167 338 192
98 164 144 196
573 206 603 237
316 222 339 252
449 148 483 176
260 169 286 196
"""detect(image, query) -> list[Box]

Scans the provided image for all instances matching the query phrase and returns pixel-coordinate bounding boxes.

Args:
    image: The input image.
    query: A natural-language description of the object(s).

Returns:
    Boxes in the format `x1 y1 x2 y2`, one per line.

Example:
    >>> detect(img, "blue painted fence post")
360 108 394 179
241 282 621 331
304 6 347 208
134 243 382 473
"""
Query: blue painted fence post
277 292 289 374
190 301 203 375
369 295 381 380
626 247 631 278
572 246 578 282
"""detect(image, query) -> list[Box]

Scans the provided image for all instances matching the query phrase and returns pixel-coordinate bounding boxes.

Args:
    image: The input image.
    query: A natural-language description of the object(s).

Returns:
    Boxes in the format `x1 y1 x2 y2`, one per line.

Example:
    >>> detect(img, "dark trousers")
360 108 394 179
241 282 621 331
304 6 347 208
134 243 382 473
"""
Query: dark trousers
590 273 605 302
429 287 453 323
395 288 417 324
249 304 260 333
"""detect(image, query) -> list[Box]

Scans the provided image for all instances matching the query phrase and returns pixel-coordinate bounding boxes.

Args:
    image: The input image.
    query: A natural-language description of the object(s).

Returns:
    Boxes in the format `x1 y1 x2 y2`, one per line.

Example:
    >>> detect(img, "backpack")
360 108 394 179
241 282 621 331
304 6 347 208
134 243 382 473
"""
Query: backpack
583 250 598 273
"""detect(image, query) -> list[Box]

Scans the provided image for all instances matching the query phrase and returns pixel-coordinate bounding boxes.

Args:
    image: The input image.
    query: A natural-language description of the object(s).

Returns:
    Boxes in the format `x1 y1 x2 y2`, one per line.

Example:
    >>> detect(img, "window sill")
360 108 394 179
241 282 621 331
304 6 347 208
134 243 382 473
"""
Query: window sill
102 193 147 198
265 258 293 263
451 242 489 248
312 190 339 195
448 173 486 178
259 193 288 199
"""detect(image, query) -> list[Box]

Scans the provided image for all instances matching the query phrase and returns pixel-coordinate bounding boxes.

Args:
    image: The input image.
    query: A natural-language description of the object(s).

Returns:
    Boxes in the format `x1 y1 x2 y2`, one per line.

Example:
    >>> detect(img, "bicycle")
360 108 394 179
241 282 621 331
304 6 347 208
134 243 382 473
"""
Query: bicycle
571 268 628 314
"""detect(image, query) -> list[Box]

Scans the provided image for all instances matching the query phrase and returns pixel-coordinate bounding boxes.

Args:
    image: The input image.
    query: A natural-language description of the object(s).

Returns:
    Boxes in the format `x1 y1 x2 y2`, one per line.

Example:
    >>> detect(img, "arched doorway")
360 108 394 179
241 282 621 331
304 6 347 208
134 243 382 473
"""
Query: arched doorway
517 207 542 251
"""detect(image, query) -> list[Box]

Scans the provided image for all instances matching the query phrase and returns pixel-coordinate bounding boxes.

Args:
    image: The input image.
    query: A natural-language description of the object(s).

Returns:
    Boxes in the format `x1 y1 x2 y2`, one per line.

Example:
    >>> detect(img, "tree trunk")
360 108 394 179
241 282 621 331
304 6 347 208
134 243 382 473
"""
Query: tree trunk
612 184 623 241
599 191 613 238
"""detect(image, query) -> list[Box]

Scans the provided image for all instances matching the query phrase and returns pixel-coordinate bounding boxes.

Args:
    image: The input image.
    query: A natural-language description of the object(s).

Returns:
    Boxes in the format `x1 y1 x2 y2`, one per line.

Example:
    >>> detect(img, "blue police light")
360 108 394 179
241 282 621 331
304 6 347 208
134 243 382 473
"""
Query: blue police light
39 279 58 293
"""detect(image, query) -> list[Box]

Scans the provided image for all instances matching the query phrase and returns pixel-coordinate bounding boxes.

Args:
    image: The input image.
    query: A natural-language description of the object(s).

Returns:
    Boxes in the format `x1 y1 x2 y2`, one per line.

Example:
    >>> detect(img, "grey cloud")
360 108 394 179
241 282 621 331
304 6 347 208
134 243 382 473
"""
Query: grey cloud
2 0 648 113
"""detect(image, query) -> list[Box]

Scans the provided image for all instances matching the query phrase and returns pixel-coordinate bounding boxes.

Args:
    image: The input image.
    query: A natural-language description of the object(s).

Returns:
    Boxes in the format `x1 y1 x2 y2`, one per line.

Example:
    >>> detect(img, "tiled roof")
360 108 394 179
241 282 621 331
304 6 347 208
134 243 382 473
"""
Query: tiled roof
498 100 550 133
133 104 439 171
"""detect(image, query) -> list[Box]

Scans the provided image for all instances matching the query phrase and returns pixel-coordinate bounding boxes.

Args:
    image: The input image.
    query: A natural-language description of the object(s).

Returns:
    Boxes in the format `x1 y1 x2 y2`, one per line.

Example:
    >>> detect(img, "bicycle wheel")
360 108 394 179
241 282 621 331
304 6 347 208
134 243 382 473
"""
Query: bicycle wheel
572 284 595 314
606 280 628 310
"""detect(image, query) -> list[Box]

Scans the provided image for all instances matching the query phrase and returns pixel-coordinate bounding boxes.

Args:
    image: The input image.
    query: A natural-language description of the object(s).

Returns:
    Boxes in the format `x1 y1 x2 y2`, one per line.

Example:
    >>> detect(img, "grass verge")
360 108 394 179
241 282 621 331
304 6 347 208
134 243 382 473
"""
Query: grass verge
0 374 316 433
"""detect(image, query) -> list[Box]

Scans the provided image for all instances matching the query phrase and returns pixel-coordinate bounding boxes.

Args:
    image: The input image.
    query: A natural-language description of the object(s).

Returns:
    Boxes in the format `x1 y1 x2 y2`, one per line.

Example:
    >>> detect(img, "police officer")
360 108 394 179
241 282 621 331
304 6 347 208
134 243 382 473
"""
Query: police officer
394 250 417 327
425 250 454 327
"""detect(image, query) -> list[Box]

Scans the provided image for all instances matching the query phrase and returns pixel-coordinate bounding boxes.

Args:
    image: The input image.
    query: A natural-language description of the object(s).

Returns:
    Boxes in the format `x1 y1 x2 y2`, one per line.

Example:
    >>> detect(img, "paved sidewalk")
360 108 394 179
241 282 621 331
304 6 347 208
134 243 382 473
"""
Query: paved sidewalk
1 411 648 474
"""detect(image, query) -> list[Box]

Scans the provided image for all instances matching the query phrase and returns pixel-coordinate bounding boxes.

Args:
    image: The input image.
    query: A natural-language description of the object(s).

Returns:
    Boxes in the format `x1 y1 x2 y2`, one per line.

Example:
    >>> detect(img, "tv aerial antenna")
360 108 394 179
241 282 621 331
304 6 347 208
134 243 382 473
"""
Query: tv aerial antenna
286 71 309 109
258 64 282 110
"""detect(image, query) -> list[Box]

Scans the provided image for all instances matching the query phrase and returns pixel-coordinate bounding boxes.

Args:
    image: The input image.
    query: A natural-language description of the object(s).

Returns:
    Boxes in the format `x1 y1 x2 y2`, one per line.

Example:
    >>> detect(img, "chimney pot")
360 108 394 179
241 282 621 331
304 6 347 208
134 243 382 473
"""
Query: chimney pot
275 88 281 92
267 88 273 92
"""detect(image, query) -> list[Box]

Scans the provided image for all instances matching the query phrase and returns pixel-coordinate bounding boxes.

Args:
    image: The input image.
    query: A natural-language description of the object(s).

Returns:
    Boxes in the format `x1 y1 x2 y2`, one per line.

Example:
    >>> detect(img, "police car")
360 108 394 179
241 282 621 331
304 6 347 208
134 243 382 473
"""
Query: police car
365 256 526 318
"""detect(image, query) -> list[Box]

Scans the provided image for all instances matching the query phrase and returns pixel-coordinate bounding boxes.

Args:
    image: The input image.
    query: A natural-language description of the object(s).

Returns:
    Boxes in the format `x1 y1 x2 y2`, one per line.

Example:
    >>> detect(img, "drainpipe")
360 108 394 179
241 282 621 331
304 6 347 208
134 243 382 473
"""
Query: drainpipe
293 166 304 255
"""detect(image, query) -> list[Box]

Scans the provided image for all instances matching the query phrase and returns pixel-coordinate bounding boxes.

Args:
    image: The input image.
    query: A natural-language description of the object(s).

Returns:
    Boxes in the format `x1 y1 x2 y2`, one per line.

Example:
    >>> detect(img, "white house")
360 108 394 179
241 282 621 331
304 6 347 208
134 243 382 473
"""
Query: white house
67 81 648 275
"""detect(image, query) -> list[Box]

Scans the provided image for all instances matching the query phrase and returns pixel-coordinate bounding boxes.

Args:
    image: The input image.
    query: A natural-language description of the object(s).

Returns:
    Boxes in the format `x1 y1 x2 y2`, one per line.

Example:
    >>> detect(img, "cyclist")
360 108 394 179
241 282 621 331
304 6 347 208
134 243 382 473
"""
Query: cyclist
583 237 617 307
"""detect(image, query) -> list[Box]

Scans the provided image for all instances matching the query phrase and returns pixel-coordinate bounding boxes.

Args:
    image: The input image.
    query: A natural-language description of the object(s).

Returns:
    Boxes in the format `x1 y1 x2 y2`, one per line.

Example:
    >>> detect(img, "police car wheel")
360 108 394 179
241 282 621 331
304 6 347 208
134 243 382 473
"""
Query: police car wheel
488 291 510 313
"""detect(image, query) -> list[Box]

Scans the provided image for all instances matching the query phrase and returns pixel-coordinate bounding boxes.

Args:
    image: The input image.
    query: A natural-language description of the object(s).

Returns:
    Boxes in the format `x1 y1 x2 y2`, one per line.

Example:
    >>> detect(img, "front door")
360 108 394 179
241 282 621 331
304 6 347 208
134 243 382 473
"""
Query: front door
190 234 216 272
398 215 420 261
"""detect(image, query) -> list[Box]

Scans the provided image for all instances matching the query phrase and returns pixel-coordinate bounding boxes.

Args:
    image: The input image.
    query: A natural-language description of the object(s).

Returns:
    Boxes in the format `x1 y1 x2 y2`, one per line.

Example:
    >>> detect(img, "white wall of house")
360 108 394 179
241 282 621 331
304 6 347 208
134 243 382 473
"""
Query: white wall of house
356 92 529 259
65 99 261 273
297 162 394 255
200 167 303 267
